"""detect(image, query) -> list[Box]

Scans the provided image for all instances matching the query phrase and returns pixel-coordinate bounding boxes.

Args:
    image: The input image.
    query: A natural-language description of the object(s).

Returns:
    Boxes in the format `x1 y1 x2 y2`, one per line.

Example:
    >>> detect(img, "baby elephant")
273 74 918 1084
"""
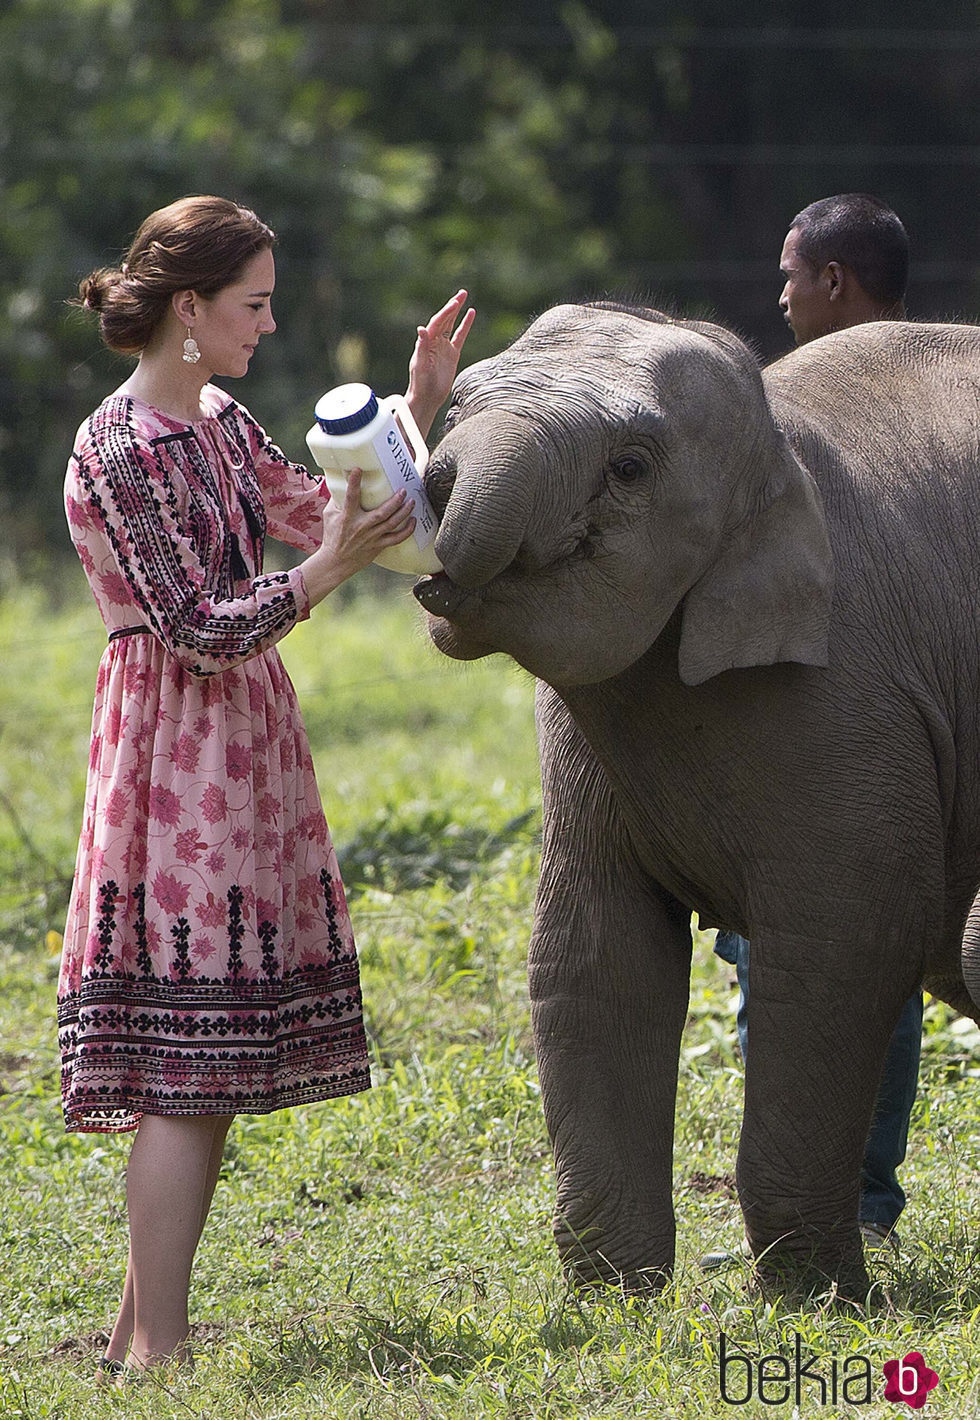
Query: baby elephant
415 303 980 1299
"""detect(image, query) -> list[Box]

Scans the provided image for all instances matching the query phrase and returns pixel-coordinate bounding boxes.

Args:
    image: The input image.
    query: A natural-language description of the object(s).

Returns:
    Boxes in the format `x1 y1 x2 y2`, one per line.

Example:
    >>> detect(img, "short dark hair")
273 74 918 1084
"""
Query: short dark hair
789 193 909 307
76 195 276 355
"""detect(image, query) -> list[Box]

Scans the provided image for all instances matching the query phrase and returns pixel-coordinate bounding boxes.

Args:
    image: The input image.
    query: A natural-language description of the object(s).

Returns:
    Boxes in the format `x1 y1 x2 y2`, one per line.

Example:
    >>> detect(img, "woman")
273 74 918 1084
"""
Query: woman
60 194 473 1377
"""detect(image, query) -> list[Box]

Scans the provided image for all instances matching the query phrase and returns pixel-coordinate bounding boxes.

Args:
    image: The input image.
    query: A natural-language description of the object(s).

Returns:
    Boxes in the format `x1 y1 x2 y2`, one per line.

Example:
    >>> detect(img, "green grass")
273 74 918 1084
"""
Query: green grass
2 572 980 1417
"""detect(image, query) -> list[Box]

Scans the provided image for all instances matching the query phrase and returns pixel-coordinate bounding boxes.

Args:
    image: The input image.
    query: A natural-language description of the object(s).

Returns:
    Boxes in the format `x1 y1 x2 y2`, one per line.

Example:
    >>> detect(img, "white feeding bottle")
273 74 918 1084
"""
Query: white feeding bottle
305 383 442 574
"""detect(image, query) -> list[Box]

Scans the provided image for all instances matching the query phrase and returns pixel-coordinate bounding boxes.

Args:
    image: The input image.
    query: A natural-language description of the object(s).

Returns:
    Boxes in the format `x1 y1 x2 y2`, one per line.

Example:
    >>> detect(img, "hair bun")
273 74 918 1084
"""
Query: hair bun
77 266 122 313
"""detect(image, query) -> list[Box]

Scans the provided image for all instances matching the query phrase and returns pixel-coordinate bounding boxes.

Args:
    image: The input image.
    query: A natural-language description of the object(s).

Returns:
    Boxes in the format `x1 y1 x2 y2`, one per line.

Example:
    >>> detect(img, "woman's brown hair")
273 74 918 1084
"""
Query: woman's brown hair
76 196 276 355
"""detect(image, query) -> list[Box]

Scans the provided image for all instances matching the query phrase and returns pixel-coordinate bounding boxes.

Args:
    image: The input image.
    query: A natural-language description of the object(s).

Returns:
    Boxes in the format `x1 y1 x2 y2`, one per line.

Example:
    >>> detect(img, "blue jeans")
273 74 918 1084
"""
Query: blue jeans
714 931 922 1232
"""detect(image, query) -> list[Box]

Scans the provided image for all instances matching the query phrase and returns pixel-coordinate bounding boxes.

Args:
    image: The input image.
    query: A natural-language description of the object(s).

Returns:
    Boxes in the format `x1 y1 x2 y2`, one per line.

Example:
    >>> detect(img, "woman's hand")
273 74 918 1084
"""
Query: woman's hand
406 289 475 438
301 470 415 605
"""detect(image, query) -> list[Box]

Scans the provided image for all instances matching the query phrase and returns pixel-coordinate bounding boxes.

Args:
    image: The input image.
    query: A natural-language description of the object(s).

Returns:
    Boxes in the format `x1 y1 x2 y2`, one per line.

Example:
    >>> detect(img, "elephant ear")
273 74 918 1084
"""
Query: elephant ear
677 432 834 687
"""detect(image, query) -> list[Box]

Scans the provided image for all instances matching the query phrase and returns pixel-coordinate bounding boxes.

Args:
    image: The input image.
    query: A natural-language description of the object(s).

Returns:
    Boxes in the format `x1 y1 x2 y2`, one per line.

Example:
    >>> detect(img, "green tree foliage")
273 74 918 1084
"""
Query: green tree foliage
1 0 977 565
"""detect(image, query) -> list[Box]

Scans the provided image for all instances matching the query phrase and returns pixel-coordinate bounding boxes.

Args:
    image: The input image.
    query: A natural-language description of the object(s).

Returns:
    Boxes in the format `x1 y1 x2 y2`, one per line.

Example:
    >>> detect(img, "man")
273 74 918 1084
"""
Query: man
777 192 909 344
703 194 921 1270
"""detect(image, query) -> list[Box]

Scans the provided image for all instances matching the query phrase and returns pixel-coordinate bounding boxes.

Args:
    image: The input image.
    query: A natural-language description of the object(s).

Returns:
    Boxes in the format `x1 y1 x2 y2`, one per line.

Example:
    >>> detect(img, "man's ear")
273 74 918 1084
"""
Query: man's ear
824 261 845 301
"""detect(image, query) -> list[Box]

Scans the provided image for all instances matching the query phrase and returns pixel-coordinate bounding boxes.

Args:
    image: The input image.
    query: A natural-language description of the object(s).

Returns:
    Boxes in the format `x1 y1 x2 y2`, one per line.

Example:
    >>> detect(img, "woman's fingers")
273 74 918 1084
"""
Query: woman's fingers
324 475 415 551
450 304 476 351
418 290 473 351
425 288 468 334
371 489 416 543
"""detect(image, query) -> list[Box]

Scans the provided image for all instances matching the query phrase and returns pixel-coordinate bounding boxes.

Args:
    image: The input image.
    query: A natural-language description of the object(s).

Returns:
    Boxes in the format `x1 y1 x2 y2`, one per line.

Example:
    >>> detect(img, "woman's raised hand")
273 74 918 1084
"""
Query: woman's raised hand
406 289 475 438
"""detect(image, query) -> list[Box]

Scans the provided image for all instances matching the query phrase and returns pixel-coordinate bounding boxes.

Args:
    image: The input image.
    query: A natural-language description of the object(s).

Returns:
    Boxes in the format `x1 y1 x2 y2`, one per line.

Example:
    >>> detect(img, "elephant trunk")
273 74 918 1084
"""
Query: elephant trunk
428 411 536 590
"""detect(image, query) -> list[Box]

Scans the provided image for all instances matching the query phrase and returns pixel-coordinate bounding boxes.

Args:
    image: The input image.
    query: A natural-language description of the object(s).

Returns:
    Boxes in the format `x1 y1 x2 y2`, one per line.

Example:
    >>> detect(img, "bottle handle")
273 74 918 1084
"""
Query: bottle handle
383 395 429 474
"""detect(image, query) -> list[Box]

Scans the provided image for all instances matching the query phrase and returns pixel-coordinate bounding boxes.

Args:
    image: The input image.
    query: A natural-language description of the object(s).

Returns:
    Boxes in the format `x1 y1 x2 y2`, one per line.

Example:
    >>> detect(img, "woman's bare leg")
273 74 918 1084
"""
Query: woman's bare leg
103 1114 234 1368
122 1114 234 1369
103 1252 134 1366
197 1116 234 1236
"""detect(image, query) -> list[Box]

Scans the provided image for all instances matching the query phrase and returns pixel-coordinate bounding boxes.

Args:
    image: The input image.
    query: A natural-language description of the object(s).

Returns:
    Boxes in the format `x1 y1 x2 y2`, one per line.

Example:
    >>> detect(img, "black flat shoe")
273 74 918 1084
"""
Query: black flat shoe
95 1357 126 1388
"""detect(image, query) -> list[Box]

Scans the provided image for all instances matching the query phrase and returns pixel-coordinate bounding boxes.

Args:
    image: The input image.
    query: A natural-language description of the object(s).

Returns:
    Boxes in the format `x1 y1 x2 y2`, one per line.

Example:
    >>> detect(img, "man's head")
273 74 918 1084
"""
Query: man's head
778 193 909 345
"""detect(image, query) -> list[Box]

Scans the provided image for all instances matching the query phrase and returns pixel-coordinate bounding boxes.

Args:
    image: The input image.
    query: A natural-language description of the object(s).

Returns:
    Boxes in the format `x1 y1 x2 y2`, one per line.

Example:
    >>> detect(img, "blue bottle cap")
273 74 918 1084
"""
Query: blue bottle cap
314 383 379 435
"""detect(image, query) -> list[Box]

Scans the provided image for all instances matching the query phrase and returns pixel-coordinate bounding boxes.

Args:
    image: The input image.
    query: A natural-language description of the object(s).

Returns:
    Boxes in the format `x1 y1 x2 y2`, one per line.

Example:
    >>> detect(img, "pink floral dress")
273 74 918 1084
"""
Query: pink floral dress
59 385 370 1132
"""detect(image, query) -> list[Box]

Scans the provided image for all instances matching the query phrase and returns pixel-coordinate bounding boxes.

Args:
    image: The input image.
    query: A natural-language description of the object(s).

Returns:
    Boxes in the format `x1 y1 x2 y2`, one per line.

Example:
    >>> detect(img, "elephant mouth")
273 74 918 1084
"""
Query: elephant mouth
413 571 500 661
413 570 468 621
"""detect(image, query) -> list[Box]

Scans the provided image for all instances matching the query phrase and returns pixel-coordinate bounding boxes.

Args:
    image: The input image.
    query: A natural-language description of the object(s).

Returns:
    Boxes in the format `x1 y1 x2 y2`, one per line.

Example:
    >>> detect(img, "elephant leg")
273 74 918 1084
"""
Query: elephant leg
529 686 693 1292
737 897 925 1300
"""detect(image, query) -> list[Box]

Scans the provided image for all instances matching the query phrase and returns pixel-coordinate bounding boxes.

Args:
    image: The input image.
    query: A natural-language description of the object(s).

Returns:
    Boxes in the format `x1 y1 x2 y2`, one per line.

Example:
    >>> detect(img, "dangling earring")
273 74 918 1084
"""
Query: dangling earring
182 328 201 365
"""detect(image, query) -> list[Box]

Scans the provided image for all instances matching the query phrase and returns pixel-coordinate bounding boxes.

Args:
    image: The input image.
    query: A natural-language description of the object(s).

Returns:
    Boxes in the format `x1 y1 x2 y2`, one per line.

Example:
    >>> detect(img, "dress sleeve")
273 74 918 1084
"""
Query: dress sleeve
235 404 329 555
75 413 312 677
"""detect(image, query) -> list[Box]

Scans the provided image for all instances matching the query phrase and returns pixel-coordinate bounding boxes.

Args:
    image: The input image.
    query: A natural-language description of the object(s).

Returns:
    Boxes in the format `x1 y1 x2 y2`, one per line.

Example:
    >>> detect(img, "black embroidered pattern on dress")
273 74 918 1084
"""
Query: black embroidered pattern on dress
259 919 279 981
58 874 370 1134
134 882 152 977
217 405 268 562
320 867 345 962
227 884 245 979
171 916 193 982
152 429 224 581
93 881 118 974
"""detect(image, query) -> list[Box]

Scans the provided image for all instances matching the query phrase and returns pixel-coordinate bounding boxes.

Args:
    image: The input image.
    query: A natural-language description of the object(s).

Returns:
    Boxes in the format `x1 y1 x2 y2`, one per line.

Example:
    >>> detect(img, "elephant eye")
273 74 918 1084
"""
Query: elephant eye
609 455 647 485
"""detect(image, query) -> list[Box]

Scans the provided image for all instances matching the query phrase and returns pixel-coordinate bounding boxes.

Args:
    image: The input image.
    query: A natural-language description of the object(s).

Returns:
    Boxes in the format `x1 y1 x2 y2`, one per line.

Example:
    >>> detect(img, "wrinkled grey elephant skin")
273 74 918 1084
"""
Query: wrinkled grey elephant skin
414 304 980 1301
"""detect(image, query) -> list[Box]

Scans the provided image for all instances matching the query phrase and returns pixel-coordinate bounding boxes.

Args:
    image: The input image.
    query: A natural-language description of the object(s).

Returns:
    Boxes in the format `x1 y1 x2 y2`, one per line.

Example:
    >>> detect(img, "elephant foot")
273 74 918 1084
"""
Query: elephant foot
563 1254 672 1296
747 1232 871 1309
555 1212 674 1295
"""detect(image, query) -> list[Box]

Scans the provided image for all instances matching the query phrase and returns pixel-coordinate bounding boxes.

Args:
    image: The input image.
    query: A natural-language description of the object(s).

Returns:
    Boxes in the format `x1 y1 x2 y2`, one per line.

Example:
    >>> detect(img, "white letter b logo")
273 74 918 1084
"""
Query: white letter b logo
898 1358 919 1395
